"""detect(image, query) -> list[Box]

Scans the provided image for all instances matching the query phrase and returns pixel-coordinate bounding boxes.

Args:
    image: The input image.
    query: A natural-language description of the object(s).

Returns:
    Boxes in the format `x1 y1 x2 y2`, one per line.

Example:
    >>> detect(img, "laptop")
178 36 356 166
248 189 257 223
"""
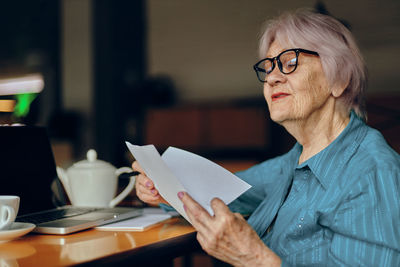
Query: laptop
0 125 142 235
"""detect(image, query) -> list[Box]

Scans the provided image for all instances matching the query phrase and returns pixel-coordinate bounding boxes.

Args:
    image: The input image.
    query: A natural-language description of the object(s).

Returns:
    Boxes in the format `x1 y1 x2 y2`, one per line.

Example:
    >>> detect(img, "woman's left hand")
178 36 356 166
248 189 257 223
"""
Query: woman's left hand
178 192 281 267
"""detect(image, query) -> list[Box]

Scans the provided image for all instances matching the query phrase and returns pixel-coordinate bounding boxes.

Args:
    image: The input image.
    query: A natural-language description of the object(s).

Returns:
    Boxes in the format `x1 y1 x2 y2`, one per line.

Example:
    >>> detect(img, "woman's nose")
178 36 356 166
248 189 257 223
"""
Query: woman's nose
266 67 286 86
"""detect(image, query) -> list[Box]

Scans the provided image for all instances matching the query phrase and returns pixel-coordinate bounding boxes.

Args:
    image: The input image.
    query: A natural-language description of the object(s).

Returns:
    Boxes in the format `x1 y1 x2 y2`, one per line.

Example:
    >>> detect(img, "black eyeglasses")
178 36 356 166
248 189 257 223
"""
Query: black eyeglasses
253 48 319 82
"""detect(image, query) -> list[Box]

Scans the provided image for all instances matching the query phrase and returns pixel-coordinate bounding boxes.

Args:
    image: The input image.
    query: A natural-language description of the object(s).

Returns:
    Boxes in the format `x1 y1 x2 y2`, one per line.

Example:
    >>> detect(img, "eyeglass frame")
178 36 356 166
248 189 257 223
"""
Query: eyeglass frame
253 48 319 83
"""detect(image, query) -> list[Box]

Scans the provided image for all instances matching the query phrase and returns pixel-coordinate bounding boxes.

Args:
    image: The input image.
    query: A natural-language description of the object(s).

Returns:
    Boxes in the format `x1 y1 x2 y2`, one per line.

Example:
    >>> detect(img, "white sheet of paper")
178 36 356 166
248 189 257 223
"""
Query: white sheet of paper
96 208 172 231
126 143 189 221
162 147 251 215
126 142 251 223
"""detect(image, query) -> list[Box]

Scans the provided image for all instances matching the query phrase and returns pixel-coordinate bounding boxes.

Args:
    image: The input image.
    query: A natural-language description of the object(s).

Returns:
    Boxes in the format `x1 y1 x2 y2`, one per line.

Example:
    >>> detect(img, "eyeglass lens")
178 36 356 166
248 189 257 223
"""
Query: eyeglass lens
257 50 298 81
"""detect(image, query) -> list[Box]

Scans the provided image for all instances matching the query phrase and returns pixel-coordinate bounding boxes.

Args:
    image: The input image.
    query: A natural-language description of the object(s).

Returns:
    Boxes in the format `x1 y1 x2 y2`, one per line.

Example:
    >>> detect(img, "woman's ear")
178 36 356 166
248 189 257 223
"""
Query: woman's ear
331 80 349 98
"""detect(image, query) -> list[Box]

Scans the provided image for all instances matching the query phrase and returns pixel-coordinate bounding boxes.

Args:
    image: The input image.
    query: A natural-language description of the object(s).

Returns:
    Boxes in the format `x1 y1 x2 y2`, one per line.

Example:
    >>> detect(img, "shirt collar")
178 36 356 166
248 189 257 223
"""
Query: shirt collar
296 111 368 189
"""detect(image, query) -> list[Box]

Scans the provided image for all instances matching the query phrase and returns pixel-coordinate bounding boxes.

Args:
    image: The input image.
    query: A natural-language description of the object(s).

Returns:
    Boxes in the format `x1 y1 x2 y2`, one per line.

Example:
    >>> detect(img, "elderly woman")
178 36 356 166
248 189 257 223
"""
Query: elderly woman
133 10 400 266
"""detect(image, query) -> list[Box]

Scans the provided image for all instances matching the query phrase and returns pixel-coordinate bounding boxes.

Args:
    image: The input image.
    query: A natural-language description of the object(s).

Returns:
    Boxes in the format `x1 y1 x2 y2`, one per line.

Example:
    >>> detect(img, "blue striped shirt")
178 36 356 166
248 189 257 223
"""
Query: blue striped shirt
230 111 400 266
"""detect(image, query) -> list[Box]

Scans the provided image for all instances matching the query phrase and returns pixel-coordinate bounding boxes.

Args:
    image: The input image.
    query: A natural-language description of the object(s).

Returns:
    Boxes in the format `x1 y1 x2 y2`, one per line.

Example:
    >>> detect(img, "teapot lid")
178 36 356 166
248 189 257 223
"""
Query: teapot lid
72 149 114 170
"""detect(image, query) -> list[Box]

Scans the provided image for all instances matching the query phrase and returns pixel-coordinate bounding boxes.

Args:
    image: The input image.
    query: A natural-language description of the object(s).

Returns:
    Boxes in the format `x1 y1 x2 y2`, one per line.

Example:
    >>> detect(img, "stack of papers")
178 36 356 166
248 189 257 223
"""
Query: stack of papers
96 208 176 231
125 143 251 224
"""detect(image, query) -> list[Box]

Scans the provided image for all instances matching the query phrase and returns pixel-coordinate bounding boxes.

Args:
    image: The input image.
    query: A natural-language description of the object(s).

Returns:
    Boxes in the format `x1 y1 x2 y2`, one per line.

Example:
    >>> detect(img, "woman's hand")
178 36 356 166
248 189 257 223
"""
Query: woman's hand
132 161 168 206
178 192 281 267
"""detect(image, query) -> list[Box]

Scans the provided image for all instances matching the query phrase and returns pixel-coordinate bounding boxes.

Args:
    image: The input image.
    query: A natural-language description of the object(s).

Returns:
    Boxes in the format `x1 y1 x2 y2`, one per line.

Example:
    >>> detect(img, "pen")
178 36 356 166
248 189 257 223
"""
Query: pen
119 171 141 179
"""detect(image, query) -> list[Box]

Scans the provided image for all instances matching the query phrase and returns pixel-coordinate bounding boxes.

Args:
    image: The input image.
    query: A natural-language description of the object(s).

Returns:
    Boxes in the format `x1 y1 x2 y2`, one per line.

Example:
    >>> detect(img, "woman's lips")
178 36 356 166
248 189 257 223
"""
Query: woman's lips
271 92 290 101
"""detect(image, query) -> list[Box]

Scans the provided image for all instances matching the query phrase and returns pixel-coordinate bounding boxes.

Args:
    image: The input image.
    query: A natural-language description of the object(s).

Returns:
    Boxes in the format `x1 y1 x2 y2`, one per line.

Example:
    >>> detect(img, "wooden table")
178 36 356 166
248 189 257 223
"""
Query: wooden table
0 218 200 266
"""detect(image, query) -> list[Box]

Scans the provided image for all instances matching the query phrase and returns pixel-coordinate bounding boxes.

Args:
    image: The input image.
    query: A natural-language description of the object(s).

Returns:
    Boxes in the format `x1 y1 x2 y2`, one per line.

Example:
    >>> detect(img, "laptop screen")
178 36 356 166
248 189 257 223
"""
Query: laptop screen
0 126 58 215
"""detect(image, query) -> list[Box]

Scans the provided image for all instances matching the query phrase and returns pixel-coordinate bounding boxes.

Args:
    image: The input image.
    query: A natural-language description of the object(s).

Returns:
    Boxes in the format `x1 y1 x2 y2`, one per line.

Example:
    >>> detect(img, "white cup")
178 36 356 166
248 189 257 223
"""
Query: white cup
0 196 20 231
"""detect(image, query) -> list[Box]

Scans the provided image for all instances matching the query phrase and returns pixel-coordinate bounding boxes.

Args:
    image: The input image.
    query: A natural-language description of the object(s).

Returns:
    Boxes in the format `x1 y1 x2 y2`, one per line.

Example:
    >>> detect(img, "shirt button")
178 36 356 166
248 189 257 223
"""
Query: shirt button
300 217 304 221
298 224 302 228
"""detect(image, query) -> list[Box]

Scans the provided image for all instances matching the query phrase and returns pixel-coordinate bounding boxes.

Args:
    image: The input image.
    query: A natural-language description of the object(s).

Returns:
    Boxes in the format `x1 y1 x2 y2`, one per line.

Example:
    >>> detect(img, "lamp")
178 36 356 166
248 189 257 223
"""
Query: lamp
0 73 44 117
0 73 44 95
0 73 44 121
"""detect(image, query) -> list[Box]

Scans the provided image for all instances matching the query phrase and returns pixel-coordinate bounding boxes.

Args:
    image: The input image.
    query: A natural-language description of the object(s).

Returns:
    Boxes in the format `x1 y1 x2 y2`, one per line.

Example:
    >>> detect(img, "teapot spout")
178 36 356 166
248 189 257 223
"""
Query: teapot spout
56 167 74 204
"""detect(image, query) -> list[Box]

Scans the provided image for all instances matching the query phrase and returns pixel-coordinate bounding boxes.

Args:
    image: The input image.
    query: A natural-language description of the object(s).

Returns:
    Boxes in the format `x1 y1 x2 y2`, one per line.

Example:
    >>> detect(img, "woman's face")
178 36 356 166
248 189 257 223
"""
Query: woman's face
263 41 332 124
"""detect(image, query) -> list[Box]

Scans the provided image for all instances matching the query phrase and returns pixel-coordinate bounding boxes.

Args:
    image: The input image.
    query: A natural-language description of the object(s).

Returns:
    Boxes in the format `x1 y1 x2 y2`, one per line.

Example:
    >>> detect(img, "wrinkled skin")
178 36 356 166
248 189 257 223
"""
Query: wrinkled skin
132 161 167 206
179 192 281 266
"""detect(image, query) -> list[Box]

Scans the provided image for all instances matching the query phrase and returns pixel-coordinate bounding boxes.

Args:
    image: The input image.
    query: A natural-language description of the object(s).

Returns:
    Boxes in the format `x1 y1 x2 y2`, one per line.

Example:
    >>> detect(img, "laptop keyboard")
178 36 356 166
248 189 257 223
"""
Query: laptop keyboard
16 207 102 224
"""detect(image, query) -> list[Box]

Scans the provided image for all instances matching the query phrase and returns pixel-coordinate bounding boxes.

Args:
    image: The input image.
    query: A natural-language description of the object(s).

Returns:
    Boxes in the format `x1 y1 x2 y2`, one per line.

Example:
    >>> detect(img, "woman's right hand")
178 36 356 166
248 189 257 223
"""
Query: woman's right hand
132 161 168 206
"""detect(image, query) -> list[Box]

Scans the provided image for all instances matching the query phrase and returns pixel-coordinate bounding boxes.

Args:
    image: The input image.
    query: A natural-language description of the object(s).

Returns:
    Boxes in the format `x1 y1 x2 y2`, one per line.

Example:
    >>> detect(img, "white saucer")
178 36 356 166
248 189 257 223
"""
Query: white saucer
0 222 36 243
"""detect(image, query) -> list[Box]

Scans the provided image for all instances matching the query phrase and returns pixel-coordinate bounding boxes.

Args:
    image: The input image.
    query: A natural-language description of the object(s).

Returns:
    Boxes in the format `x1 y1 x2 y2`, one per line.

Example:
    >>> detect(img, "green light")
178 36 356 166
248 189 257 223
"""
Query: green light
14 93 38 117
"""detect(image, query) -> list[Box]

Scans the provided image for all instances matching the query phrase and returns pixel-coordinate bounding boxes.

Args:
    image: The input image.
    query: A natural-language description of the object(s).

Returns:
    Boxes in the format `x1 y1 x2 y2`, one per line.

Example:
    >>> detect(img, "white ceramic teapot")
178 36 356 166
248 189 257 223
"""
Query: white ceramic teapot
56 149 135 208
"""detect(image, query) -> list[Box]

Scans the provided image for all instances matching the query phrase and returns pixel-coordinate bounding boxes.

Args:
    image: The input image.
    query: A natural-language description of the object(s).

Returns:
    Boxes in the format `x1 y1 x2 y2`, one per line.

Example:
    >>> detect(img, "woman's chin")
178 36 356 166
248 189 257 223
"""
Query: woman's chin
270 110 290 124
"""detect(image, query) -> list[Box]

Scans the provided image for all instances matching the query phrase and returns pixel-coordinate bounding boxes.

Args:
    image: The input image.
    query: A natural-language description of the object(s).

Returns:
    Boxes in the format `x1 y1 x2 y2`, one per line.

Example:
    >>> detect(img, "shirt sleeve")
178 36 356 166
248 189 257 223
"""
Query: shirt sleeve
228 154 289 216
326 167 400 266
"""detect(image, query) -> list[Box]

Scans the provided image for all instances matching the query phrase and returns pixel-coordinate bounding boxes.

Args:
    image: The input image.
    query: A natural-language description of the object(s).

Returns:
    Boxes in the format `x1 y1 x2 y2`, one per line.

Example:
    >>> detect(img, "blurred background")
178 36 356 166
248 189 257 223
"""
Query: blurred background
0 0 399 169
0 1 399 265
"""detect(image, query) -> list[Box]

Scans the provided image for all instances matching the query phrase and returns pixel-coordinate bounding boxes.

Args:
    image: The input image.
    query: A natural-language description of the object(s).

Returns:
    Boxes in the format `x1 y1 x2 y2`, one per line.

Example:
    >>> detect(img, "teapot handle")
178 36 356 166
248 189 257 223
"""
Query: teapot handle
109 167 137 207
